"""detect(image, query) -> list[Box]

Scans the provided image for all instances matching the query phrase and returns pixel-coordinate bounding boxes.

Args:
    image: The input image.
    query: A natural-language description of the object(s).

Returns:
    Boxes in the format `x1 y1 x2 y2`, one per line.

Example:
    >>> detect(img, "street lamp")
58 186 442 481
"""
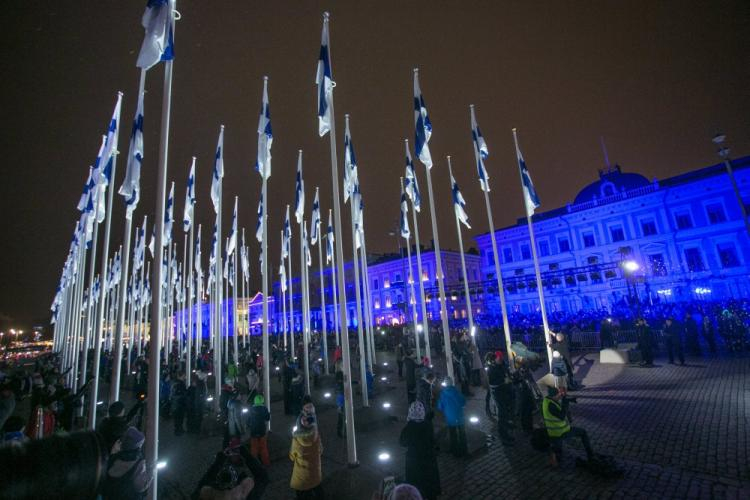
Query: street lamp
621 260 641 315
713 132 750 236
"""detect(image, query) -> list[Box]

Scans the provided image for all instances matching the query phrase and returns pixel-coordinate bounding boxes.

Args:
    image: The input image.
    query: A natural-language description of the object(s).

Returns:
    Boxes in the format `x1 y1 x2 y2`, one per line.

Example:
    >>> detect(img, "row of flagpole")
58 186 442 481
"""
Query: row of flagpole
47 5 558 484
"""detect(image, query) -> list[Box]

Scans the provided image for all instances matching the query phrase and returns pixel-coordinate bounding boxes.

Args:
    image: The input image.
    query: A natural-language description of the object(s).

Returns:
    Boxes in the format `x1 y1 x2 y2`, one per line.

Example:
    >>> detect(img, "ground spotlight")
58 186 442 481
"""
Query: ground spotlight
378 452 390 462
469 416 479 424
324 392 331 398
382 402 391 409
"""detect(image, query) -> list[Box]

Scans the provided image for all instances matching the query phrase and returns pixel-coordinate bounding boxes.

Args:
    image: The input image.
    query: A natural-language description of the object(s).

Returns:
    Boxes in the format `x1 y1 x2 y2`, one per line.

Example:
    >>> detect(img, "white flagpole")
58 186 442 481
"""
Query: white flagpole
299 219 311 395
448 159 475 340
513 129 553 369
401 178 421 357
110 196 132 402
286 206 294 358
361 235 377 366
186 219 194 384
280 231 288 352
316 220 329 375
223 240 229 366
358 241 374 370
214 161 224 414
321 12 357 464
328 232 340 347
233 242 239 366
79 206 100 407
195 225 202 361
422 151 454 380
260 124 271 424
242 229 248 349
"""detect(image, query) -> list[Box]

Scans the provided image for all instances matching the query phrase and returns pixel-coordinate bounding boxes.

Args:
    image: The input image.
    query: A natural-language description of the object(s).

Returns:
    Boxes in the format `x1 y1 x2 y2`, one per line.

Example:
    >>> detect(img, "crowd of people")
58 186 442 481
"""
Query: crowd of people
1 297 748 498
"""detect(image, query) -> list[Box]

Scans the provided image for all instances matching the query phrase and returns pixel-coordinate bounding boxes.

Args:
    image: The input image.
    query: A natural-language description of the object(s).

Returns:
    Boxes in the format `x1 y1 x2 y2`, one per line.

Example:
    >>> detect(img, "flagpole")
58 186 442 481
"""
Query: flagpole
360 233 377 366
512 129 553 369
195 225 202 360
328 233 340 347
447 159 475 342
480 176 513 368
321 12 357 465
401 178 421 356
299 219 311 395
316 219 329 375
422 158 454 379
410 191 430 360
280 231 288 352
186 217 194 384
145 5 177 494
214 128 224 414
286 206 294 359
260 111 271 425
242 230 247 349
223 242 229 366
79 204 100 405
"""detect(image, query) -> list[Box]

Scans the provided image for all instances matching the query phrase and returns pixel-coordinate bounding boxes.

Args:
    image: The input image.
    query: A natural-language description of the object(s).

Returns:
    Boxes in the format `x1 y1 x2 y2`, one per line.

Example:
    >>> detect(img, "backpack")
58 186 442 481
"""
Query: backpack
101 457 146 500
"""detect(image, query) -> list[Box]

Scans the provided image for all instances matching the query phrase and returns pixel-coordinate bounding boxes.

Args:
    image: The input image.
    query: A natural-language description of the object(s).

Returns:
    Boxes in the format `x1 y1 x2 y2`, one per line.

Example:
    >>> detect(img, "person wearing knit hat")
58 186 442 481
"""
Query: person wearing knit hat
289 402 323 497
248 394 271 465
400 401 441 499
388 483 424 500
100 426 152 499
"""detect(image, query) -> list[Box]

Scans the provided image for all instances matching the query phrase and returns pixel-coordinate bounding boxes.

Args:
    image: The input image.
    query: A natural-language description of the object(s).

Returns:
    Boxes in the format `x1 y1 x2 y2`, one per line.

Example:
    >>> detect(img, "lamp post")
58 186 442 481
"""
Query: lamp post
621 260 640 316
713 133 750 237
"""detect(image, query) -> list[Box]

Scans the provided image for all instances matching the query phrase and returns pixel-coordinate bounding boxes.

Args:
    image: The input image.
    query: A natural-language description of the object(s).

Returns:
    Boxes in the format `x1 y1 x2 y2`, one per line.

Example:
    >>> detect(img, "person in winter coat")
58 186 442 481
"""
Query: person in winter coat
487 351 514 446
246 366 260 401
399 402 441 500
702 316 717 354
550 351 568 390
100 427 152 500
635 318 654 366
289 404 323 499
186 376 205 434
98 400 144 453
684 313 701 356
436 377 466 457
664 317 685 365
247 394 270 466
224 387 245 447
172 372 188 436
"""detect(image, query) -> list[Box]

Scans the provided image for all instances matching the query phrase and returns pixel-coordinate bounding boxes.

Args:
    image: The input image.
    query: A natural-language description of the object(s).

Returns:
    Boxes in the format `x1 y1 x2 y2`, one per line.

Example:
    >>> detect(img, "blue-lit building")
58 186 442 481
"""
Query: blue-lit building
474 156 750 317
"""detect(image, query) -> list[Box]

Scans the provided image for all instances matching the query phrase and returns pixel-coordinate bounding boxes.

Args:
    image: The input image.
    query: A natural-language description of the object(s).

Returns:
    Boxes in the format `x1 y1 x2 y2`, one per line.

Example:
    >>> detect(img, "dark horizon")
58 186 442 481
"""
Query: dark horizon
1 0 748 327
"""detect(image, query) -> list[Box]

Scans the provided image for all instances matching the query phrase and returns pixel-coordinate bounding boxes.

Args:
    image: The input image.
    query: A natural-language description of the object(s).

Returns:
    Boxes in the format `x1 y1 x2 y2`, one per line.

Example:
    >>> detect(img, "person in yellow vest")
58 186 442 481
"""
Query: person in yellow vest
543 386 594 467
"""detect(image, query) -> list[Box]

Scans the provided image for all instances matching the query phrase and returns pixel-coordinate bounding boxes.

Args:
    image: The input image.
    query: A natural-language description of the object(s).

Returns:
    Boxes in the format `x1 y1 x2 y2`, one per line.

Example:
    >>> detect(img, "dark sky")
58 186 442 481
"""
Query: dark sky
1 1 748 327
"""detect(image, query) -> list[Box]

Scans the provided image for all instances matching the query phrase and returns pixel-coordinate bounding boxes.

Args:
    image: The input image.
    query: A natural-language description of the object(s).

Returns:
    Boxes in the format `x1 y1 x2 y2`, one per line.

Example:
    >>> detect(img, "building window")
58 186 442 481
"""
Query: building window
684 248 705 272
587 256 598 265
582 231 596 248
394 273 402 283
486 250 494 266
641 219 657 236
503 247 513 263
521 244 531 260
384 278 391 289
706 203 727 224
374 299 381 309
610 226 625 243
538 241 550 257
648 254 667 276
717 243 740 268
674 210 693 230
558 237 570 253
422 271 429 281
373 279 379 290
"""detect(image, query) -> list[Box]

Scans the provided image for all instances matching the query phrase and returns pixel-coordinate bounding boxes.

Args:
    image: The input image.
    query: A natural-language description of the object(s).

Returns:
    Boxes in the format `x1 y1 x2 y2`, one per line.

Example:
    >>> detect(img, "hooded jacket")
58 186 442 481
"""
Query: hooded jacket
437 385 465 427
289 425 322 491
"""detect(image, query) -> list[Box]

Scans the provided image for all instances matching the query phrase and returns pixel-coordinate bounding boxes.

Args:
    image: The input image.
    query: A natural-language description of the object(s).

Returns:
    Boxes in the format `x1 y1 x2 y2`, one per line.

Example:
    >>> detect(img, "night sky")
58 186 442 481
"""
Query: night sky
1 1 748 327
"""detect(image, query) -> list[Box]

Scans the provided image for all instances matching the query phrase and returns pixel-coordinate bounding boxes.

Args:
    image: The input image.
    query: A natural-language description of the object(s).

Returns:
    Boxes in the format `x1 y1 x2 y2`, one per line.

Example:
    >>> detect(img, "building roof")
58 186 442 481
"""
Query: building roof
572 165 651 204
474 155 750 237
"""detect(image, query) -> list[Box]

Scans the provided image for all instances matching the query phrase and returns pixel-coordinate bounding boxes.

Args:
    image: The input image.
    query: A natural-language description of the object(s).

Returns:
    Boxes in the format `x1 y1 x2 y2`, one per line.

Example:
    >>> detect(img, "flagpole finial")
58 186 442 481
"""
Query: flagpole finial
469 104 474 109
323 11 330 20
117 91 124 97
413 68 419 74
263 75 269 82
220 124 225 131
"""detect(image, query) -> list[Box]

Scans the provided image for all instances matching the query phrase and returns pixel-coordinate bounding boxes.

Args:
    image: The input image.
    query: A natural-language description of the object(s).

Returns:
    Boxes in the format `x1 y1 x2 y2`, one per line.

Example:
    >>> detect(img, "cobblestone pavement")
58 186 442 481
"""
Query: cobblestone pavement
154 350 749 499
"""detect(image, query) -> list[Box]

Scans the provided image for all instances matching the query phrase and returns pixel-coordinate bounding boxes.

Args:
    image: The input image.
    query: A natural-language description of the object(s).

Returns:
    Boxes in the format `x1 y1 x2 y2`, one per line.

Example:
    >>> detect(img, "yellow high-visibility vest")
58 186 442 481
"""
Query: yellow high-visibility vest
542 397 570 438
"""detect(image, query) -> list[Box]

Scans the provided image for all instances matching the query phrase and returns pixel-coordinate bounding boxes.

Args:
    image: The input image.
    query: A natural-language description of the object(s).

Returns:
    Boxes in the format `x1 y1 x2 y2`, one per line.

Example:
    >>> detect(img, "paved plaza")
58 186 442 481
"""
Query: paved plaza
151 350 749 499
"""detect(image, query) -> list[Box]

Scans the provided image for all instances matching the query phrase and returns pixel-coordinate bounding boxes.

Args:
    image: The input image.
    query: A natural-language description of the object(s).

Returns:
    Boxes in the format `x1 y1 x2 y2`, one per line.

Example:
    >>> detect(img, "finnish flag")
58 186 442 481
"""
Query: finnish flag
470 105 490 192
326 209 334 264
310 188 321 246
183 157 196 232
400 187 410 240
255 198 264 244
227 197 238 256
163 182 174 246
279 258 287 292
513 129 541 216
136 0 175 70
413 69 433 169
211 126 224 214
316 13 333 137
255 78 273 179
451 172 471 229
343 116 358 203
404 140 422 212
120 90 144 218
282 205 291 259
195 225 203 275
294 151 305 224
